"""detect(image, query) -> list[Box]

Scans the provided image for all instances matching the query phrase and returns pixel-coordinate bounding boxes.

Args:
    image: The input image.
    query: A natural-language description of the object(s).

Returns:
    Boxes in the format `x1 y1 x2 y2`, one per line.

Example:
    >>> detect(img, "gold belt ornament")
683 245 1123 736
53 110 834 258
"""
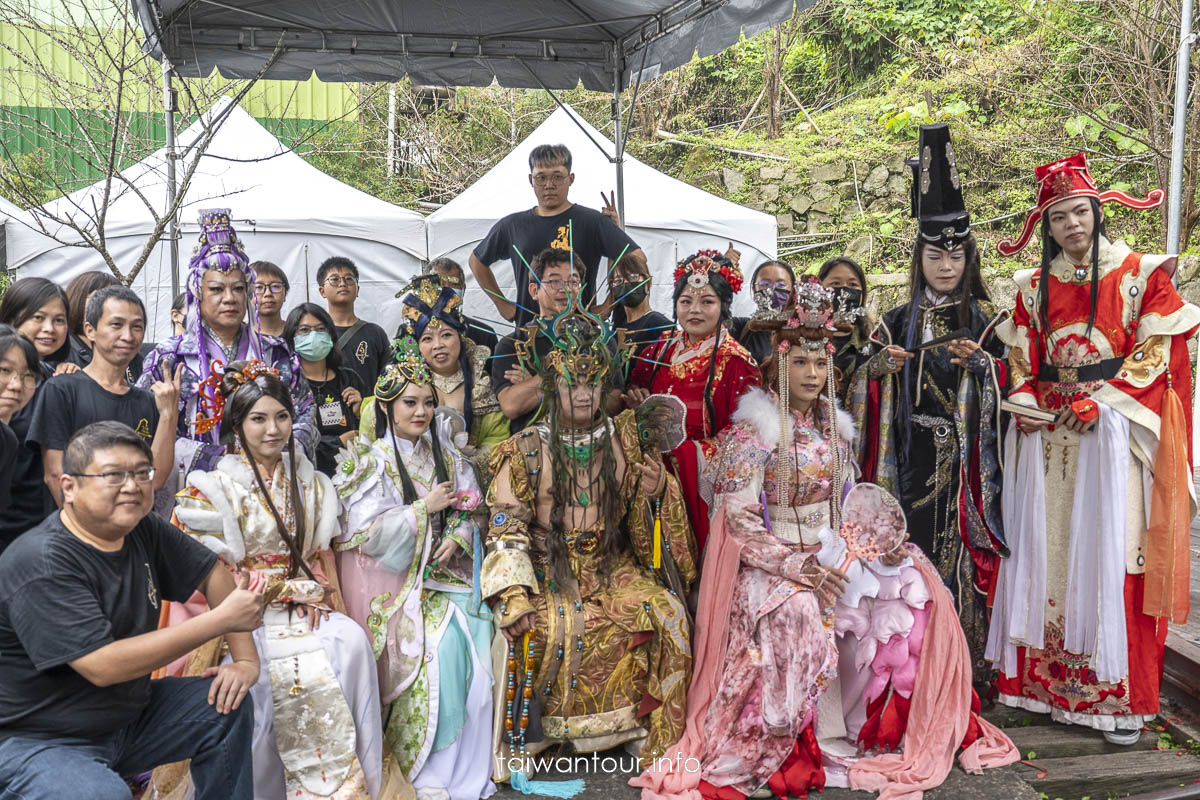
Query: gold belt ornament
562 529 601 554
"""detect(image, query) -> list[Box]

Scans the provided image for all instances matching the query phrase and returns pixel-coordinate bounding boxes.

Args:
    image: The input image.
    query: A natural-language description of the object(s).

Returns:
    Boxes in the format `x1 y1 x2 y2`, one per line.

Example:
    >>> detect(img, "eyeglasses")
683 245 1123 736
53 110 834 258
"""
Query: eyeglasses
544 278 582 291
0 365 38 390
296 325 328 335
254 282 286 295
69 467 156 487
531 175 568 187
754 280 791 291
324 276 358 287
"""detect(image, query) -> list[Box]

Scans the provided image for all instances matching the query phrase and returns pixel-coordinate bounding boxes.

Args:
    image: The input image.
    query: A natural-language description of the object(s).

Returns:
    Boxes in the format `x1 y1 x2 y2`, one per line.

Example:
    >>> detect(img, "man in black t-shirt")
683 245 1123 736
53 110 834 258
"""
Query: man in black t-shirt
0 421 262 800
27 286 180 507
317 256 392 389
469 143 647 326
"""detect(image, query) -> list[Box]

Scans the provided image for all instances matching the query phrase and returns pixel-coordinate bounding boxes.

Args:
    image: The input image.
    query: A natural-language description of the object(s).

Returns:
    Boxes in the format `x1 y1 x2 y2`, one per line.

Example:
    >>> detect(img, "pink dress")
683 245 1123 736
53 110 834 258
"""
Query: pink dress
632 387 1018 800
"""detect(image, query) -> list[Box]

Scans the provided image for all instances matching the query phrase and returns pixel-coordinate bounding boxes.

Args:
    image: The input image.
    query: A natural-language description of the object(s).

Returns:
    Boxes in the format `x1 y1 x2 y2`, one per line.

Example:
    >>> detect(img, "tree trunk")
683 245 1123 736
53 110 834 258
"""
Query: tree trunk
764 25 784 139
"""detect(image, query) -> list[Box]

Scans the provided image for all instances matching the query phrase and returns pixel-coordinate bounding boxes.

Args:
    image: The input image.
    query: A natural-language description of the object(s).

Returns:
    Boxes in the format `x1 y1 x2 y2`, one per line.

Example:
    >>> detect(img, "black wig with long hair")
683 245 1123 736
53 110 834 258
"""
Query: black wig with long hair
375 382 452 534
540 345 629 590
218 362 313 580
895 234 991 457
643 252 736 438
1037 197 1106 347
0 277 72 366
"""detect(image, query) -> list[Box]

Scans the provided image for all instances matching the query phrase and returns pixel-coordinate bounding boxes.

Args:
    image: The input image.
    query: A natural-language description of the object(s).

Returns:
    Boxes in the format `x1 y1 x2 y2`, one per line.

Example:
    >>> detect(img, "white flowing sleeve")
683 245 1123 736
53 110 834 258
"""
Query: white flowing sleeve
333 436 429 576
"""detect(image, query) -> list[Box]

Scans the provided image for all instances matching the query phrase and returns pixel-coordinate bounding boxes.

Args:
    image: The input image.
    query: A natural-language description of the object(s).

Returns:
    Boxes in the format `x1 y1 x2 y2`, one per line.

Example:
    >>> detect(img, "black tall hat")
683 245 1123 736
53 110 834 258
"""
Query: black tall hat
906 123 970 251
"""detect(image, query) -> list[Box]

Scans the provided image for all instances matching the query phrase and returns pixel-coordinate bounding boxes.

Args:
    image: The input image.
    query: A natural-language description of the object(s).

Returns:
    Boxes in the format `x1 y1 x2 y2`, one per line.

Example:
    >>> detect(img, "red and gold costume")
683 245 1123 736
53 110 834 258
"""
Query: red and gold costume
987 154 1199 733
629 330 760 550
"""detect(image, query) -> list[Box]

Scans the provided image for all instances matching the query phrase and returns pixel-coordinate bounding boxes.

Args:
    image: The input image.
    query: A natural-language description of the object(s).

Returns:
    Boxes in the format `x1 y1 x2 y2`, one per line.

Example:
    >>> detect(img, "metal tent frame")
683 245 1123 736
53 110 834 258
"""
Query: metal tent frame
131 0 800 290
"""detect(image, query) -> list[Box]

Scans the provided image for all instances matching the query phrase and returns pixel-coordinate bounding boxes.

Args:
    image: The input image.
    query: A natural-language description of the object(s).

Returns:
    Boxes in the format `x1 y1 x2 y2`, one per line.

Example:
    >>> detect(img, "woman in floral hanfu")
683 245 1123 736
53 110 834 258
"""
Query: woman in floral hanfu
633 280 1016 800
172 361 383 799
335 337 494 800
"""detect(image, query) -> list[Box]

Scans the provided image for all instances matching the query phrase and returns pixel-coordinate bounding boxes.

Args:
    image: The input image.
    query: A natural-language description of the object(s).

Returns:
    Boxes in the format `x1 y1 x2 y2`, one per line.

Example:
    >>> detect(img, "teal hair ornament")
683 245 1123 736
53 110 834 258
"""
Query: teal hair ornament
375 335 433 401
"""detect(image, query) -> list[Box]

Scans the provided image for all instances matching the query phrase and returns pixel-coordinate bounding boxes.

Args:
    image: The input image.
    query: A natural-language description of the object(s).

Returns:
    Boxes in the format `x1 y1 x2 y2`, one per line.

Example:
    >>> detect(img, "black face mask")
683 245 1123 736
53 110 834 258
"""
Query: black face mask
615 283 648 307
831 286 864 317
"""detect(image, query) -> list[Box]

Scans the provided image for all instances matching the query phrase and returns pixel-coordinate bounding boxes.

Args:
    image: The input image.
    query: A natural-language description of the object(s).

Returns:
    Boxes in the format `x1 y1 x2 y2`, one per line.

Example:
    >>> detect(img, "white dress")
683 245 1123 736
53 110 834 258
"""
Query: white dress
176 452 383 799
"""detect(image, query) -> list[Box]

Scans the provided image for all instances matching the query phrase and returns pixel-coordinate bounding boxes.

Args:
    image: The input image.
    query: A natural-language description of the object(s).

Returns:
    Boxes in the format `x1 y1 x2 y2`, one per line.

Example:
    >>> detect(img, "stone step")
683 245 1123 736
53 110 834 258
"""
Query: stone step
1018 750 1200 799
981 705 1058 729
1004 723 1157 759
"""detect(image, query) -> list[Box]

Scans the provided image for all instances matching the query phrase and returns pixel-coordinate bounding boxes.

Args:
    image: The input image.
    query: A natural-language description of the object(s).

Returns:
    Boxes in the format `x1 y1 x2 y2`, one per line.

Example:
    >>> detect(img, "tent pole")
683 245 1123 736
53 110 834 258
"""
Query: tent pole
1167 0 1195 256
611 45 625 226
163 59 180 297
386 83 397 176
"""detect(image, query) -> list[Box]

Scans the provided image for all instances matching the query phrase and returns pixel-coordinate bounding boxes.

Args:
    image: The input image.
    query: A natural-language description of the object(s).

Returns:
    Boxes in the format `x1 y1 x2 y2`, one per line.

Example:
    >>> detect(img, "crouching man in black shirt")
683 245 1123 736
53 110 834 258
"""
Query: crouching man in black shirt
0 421 263 800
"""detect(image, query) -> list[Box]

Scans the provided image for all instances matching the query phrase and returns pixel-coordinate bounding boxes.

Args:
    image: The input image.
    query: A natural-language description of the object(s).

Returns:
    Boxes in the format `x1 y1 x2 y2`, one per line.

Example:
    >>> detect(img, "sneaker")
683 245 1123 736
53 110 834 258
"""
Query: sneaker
749 787 773 799
1102 728 1142 746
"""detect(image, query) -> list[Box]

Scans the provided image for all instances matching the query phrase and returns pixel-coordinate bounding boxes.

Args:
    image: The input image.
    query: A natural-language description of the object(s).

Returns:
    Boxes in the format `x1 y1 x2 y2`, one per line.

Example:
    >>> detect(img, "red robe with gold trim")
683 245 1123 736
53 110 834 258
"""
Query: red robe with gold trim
629 327 761 551
990 236 1199 729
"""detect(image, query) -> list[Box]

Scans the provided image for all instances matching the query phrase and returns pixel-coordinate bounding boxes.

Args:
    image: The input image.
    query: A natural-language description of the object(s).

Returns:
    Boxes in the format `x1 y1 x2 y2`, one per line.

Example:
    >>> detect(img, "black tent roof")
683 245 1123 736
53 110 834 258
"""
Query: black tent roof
133 0 799 91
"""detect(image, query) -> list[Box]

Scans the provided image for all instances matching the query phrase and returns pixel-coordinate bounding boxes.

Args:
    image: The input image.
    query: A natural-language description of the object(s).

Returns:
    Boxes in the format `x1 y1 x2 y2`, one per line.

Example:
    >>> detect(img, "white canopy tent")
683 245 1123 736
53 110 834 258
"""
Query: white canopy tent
8 97 427 339
425 104 777 323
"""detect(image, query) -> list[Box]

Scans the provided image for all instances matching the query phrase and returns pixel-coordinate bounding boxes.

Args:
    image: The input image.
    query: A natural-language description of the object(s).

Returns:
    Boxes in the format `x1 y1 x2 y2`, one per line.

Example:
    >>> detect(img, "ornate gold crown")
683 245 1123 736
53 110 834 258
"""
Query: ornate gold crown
375 336 433 402
520 293 631 385
398 273 465 337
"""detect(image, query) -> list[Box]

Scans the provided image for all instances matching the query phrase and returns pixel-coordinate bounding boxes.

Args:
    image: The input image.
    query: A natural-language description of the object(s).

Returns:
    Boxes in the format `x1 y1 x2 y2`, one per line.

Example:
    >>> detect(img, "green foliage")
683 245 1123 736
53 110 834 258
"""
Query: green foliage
1064 105 1149 154
877 97 973 137
0 149 61 207
816 0 1028 79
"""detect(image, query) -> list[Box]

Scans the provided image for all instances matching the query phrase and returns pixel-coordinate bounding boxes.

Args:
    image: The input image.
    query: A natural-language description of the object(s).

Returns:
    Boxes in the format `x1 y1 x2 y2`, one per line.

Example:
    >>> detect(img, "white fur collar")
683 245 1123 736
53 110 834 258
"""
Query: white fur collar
732 386 856 449
213 451 315 487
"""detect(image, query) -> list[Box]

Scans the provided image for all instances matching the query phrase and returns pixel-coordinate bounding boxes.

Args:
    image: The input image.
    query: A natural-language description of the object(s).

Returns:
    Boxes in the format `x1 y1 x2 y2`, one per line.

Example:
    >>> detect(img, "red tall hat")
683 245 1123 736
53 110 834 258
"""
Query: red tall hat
996 153 1164 256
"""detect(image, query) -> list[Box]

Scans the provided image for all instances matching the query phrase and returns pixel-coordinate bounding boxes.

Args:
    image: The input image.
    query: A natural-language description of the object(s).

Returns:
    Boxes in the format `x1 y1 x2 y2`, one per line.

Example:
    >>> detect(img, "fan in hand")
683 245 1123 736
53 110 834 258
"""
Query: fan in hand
837 482 908 571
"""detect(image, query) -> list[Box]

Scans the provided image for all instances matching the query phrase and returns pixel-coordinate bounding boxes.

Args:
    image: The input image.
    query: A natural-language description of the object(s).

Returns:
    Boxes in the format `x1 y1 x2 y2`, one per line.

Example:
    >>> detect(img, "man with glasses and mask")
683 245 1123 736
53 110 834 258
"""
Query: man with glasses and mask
469 143 648 326
0 421 263 800
316 256 391 389
250 261 289 337
426 256 498 352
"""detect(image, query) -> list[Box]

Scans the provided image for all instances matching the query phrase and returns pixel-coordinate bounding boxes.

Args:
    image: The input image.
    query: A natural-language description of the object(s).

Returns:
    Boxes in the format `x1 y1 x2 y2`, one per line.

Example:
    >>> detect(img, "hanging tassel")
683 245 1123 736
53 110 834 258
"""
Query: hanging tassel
511 769 586 797
508 632 586 798
1143 376 1191 624
652 510 663 569
470 520 484 615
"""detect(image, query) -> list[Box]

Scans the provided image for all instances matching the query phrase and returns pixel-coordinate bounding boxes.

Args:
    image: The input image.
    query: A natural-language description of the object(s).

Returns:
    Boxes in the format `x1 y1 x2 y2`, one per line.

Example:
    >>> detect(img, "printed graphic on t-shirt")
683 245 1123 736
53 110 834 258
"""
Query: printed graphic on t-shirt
319 395 347 427
135 418 152 440
551 224 571 250
356 341 369 364
145 562 159 609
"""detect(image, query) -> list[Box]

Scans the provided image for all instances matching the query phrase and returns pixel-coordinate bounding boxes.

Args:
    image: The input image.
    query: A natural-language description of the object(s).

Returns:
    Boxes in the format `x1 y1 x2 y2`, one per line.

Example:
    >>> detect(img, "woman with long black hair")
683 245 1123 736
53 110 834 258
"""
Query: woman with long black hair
873 125 1007 687
0 277 75 545
626 250 760 551
987 153 1199 744
167 361 384 799
335 337 493 800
